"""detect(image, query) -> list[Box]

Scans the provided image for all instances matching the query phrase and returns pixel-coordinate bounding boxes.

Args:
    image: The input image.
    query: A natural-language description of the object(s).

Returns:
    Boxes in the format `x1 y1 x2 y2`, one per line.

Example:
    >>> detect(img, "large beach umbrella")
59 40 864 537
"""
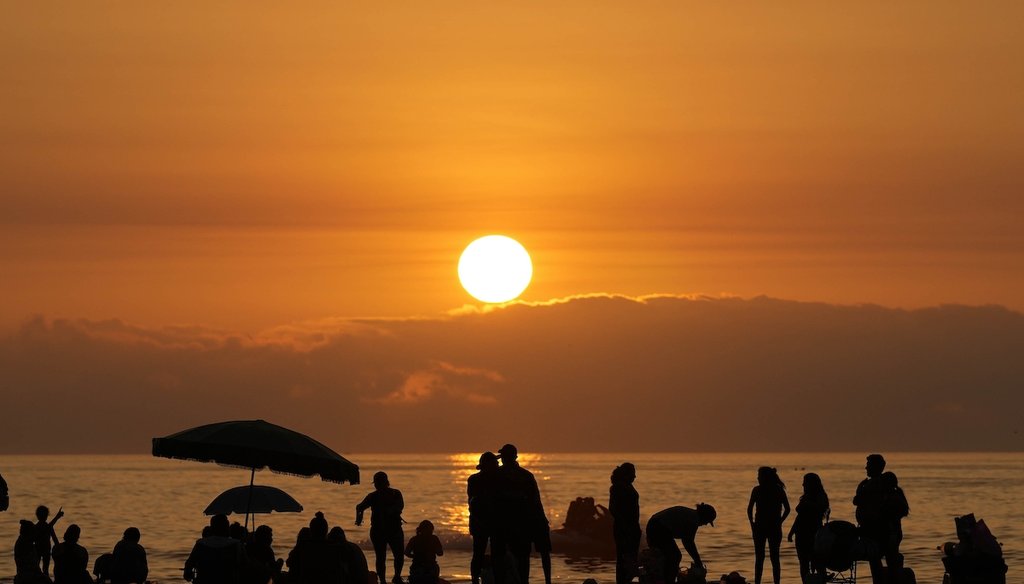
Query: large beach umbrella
153 419 359 526
204 485 303 516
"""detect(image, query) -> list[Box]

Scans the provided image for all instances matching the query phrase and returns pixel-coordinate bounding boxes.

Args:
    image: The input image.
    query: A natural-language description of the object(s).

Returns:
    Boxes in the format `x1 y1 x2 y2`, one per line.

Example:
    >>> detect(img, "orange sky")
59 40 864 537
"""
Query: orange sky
2 2 1023 330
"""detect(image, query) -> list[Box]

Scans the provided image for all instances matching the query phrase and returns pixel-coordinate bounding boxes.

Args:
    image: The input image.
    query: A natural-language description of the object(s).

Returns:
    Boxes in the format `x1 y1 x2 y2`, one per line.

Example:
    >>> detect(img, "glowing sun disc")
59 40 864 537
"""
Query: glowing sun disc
458 235 533 303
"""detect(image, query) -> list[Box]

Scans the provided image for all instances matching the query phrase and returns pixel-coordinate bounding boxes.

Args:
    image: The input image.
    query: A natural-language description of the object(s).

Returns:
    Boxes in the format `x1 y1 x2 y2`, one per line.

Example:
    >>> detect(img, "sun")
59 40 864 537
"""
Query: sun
458 235 533 303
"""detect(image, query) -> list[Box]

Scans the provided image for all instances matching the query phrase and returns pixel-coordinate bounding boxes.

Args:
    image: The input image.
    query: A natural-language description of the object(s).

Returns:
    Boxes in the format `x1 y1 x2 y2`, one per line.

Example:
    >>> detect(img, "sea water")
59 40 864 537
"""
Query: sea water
0 453 1020 583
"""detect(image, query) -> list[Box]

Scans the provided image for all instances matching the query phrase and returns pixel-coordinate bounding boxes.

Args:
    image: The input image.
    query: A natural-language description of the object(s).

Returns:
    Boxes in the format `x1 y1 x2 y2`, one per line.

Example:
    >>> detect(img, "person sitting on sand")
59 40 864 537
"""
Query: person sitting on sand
52 525 91 584
247 525 283 584
109 527 148 584
645 504 717 583
15 519 49 584
297 511 345 584
184 514 245 584
35 505 64 576
356 471 406 584
404 520 443 584
329 526 370 584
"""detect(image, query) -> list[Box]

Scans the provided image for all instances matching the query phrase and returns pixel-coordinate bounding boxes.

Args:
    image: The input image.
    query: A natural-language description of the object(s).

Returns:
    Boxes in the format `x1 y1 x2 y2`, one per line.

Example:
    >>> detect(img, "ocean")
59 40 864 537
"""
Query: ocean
0 453 1019 583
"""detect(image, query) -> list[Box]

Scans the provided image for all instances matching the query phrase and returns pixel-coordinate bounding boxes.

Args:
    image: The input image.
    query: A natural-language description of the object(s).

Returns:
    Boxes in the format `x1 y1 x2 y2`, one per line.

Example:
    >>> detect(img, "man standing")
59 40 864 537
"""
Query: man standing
493 444 545 584
853 453 890 583
645 504 717 583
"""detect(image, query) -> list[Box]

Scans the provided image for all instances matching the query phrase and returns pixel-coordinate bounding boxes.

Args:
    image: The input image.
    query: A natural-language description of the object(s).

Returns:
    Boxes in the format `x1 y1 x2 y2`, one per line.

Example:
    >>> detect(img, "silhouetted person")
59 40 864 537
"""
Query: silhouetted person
297 511 345 584
286 527 312 581
404 520 443 584
52 525 91 584
15 519 49 584
184 514 245 584
853 454 890 583
492 443 545 584
645 504 716 583
247 525 283 584
609 462 640 584
329 527 369 584
229 523 249 543
1 471 8 512
880 471 909 580
746 467 790 584
787 472 830 582
110 527 148 584
35 506 64 576
356 471 405 584
467 452 500 584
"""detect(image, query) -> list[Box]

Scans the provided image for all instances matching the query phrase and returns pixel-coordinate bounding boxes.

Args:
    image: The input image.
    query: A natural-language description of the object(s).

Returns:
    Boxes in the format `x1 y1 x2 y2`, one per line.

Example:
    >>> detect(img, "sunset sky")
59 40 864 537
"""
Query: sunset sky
2 3 1022 452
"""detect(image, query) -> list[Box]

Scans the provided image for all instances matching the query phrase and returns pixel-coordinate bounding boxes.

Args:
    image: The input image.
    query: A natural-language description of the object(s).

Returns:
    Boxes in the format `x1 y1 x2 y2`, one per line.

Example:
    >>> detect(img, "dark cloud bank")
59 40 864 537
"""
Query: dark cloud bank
2 296 1022 454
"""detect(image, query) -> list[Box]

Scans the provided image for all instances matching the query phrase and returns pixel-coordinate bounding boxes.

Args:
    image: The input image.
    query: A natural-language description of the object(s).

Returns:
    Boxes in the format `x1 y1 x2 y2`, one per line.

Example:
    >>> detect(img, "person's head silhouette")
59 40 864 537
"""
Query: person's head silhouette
63 524 81 544
19 519 34 537
497 444 518 463
209 514 230 537
802 472 824 495
696 503 717 527
866 454 886 478
757 466 785 489
36 505 49 521
123 527 141 544
611 462 636 485
476 452 499 472
327 526 347 544
373 471 390 490
254 525 273 546
416 520 434 537
310 511 329 540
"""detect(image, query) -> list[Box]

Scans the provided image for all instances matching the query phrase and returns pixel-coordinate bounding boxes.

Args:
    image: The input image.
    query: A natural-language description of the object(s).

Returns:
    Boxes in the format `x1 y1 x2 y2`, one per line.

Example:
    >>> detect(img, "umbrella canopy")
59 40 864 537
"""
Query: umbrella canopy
152 419 359 485
205 485 303 516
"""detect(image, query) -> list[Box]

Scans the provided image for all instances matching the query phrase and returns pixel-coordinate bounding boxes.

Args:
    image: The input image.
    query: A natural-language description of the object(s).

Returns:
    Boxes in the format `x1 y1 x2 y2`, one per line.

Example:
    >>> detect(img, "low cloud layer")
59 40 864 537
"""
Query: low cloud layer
1 295 1022 454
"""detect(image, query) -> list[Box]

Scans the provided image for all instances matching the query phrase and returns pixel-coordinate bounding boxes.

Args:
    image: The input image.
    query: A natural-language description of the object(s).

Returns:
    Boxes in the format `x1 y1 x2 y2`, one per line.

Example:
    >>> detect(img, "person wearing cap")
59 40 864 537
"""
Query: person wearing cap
356 471 406 584
853 454 892 584
493 444 545 584
467 452 500 584
645 504 716 582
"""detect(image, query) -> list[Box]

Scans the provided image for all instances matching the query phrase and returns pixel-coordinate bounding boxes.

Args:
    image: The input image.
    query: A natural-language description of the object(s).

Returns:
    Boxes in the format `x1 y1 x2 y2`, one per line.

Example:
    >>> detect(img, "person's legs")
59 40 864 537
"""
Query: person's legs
614 531 640 584
388 528 405 583
752 525 767 584
491 535 507 584
510 538 531 584
794 533 811 581
767 526 783 584
471 534 489 584
540 551 551 584
371 527 388 584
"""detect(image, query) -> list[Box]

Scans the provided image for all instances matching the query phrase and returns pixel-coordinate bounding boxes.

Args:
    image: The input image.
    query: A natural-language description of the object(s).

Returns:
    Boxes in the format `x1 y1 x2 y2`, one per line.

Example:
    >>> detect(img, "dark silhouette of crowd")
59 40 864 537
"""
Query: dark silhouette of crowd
13 451 997 584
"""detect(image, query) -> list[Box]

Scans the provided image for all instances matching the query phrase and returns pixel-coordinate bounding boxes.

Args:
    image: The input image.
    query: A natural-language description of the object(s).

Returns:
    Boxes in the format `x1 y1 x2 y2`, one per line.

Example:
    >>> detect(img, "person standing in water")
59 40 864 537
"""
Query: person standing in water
609 462 640 584
467 452 500 584
854 454 890 583
787 472 829 582
746 467 790 584
34 505 64 576
357 471 406 584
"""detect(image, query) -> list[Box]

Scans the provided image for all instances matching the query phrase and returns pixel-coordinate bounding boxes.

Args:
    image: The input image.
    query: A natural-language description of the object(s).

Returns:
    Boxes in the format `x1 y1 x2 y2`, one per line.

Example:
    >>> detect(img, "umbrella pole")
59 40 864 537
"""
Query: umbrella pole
245 467 255 530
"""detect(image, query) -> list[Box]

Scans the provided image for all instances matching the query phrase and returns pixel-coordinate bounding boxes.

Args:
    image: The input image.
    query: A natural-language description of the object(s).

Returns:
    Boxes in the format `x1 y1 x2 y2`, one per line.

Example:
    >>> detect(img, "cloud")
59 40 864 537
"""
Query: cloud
1 296 1022 453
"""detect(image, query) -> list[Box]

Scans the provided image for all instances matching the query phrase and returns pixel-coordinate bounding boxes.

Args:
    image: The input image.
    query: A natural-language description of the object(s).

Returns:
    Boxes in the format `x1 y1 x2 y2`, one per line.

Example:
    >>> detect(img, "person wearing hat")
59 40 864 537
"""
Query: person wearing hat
356 471 406 584
645 504 716 582
467 452 500 584
492 444 545 584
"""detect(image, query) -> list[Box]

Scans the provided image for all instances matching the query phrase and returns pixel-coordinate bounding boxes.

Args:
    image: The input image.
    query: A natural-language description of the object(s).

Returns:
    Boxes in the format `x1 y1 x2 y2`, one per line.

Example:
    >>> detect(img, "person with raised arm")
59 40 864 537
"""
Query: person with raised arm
356 471 406 584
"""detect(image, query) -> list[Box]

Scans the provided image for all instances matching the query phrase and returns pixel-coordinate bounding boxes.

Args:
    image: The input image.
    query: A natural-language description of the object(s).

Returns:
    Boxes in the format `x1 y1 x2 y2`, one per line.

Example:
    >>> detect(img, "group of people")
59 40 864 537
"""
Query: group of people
13 505 147 584
605 454 910 584
184 511 368 584
5 452 913 584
